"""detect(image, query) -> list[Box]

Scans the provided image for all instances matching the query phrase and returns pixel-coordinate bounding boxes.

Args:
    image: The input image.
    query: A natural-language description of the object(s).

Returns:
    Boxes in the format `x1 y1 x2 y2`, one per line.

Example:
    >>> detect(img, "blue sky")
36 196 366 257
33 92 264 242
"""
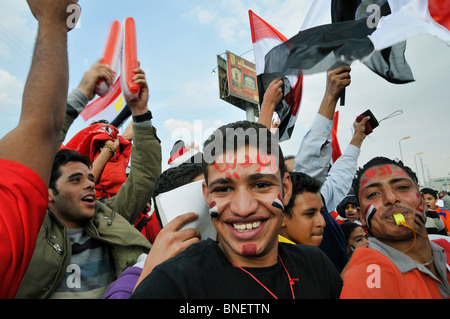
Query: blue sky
0 0 449 184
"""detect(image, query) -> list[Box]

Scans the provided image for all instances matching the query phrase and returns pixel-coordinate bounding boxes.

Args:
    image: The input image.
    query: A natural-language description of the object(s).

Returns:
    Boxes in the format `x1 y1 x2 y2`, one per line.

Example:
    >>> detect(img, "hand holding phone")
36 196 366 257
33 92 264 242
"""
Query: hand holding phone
356 109 379 135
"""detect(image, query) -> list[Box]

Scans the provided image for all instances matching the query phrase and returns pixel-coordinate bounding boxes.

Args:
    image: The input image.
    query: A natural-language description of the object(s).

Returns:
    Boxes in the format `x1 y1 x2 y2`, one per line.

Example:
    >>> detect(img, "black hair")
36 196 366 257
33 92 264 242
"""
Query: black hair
284 155 295 161
49 149 91 195
152 163 204 197
339 221 363 245
284 171 322 217
421 187 438 199
352 156 418 204
202 120 285 184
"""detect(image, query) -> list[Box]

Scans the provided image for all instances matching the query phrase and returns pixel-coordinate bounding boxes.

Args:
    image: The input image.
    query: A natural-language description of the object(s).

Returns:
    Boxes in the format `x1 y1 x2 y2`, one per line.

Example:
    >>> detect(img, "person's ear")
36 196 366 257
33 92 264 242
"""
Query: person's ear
282 172 292 206
48 188 56 203
202 180 209 204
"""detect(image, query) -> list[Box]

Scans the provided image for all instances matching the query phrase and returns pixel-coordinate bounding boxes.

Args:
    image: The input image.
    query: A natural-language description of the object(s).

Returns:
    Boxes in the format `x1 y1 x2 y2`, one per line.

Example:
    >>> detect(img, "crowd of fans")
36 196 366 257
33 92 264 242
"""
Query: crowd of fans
1 1 449 300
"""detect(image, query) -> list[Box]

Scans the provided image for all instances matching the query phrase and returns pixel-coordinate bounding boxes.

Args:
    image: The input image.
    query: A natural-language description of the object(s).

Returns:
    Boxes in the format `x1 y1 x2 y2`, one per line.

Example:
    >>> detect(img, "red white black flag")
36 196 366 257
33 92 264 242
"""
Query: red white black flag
249 10 303 142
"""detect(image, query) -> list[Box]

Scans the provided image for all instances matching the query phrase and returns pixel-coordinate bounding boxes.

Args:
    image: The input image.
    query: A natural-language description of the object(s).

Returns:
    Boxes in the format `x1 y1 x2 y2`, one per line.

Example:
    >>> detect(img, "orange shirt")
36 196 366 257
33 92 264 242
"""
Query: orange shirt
341 239 450 299
436 207 450 232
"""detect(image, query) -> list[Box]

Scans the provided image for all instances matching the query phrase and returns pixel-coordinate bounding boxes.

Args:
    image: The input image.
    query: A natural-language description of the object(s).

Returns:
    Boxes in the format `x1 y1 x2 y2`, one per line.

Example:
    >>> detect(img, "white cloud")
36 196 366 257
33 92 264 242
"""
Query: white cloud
188 5 218 25
0 69 23 114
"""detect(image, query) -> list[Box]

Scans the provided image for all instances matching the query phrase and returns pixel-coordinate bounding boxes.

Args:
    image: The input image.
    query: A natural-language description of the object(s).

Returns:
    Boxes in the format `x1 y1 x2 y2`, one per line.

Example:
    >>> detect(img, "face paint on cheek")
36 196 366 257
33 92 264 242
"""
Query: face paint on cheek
365 204 377 229
241 244 257 256
414 213 425 225
272 194 284 212
415 194 425 213
209 201 219 219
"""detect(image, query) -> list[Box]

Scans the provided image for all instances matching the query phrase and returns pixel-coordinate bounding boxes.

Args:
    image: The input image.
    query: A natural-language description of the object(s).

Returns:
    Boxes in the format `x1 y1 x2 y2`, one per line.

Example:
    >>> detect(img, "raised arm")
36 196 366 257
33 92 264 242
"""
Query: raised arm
257 77 283 130
0 0 80 186
294 66 351 182
105 67 162 223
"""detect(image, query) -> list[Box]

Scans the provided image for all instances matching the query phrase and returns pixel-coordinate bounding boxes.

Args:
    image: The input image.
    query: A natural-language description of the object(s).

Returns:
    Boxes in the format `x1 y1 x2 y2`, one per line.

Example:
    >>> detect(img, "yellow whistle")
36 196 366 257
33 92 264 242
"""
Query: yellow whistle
393 213 406 225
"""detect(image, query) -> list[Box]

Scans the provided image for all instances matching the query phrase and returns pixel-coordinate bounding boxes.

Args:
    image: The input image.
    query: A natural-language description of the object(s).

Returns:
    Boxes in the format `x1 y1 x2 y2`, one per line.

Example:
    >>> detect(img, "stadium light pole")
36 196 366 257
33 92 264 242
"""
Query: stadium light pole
398 136 410 162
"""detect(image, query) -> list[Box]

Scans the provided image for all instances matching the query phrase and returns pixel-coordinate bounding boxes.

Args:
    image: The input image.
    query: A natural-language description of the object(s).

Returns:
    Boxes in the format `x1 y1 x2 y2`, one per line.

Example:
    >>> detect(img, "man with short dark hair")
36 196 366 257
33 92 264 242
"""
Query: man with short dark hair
341 157 450 299
421 188 449 235
132 121 342 299
280 172 326 247
16 67 160 299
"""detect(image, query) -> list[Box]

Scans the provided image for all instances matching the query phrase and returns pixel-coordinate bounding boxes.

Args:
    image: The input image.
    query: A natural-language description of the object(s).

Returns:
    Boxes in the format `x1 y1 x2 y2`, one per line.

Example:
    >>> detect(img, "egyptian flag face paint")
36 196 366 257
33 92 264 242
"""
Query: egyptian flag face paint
272 195 284 212
209 201 219 219
365 204 377 229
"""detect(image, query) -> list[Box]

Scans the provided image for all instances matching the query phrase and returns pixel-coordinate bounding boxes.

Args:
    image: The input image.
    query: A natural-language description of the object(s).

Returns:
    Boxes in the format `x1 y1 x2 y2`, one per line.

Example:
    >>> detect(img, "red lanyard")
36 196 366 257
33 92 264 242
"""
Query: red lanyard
228 254 298 299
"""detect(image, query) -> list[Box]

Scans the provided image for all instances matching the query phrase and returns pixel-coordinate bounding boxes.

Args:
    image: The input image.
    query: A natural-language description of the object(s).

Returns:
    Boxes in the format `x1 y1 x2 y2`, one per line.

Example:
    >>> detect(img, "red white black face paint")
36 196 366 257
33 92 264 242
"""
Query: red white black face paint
209 201 218 218
272 195 284 212
366 204 377 229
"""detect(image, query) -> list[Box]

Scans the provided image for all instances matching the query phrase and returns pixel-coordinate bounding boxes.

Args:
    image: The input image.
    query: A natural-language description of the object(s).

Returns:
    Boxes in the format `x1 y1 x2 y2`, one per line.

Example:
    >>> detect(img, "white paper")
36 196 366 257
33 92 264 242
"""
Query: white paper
154 179 217 240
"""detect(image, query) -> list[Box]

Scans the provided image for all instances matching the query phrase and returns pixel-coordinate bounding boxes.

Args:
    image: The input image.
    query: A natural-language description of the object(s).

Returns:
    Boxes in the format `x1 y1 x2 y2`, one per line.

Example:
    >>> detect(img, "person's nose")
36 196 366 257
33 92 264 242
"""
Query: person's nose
84 178 95 190
383 187 400 206
315 213 326 229
229 187 258 217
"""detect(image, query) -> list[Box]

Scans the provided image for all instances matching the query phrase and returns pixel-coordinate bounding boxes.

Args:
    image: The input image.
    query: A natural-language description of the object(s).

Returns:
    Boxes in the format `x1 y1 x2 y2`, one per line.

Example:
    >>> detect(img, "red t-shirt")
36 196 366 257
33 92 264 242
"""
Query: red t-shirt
0 159 48 298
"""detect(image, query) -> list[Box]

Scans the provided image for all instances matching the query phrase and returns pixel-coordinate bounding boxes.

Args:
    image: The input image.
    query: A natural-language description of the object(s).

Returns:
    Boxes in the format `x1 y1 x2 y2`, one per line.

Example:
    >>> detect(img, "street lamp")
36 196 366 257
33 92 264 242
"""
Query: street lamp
419 155 426 187
415 152 423 185
398 136 410 162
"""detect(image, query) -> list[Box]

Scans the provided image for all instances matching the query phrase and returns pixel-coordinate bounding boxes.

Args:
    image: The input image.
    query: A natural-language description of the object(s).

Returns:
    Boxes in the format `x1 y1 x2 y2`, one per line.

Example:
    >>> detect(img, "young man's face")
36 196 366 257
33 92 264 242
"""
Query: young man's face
423 194 437 211
345 204 360 222
281 191 325 246
48 161 96 229
202 146 292 267
358 163 426 243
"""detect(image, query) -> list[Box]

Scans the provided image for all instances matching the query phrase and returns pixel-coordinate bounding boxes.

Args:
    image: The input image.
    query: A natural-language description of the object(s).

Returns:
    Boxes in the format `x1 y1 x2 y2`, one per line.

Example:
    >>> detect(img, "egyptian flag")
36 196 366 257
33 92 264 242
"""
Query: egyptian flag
209 201 219 218
80 77 130 127
272 195 285 211
265 0 450 83
331 111 342 164
365 204 377 229
167 140 202 167
249 10 303 142
301 0 414 84
264 0 415 84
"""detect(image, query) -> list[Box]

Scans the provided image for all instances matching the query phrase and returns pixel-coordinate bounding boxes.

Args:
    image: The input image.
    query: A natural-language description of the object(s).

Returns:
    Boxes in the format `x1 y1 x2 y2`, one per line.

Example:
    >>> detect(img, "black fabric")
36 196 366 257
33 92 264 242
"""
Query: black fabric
264 0 414 83
131 239 342 299
110 104 131 128
71 237 104 255
264 18 375 77
319 195 350 273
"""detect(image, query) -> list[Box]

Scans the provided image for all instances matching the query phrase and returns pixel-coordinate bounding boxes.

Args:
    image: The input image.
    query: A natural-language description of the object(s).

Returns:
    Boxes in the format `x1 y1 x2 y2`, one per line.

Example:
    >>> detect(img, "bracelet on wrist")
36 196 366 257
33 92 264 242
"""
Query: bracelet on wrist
103 144 116 155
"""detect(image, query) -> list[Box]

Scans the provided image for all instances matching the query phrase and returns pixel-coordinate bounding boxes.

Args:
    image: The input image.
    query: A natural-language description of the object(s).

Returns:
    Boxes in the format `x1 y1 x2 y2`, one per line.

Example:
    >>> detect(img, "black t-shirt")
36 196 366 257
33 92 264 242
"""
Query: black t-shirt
131 239 342 299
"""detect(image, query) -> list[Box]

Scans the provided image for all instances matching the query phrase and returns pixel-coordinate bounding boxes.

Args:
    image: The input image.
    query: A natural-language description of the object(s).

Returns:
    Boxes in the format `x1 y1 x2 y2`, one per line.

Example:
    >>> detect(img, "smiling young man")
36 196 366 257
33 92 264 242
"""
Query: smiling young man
340 157 450 299
131 121 342 299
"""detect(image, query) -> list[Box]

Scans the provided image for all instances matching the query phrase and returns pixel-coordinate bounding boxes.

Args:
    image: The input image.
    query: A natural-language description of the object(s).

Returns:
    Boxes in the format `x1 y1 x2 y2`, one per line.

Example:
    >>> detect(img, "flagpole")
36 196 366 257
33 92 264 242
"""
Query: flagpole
340 88 345 106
